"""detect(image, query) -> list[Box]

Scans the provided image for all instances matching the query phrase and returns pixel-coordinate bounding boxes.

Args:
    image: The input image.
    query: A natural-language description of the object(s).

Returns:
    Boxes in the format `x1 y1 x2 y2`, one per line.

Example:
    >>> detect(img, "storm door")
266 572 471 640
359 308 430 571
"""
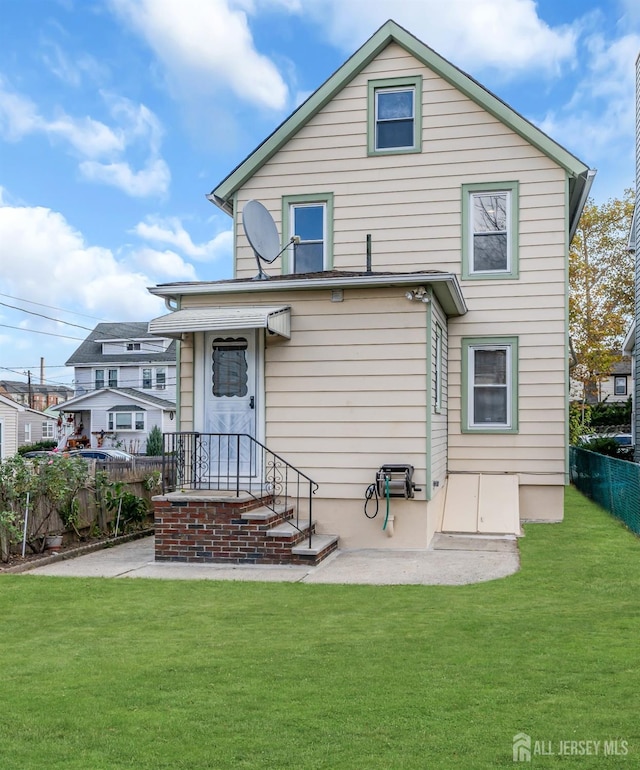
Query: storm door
204 331 257 479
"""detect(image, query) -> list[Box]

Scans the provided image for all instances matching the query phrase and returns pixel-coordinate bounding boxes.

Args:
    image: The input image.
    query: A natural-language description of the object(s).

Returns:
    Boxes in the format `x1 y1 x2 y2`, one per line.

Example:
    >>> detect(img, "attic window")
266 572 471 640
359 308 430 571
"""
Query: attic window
368 76 422 155
126 343 141 351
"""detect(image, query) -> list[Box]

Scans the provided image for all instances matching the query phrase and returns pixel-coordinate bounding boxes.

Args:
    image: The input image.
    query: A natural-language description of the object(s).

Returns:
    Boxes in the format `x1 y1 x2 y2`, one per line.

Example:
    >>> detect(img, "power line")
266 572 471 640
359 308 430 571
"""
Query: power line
0 292 107 322
0 300 95 332
0 323 85 341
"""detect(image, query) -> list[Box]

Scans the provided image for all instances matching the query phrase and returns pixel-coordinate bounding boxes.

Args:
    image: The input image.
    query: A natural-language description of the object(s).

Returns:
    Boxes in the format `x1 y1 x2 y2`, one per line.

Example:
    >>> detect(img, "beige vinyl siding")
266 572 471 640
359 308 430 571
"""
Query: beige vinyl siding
179 288 429 500
223 42 569 485
430 299 448 492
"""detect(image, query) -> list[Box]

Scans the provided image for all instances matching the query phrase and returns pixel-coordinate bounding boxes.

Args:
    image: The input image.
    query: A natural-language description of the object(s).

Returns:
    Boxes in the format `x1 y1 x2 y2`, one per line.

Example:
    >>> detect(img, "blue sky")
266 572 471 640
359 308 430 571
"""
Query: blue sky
0 0 639 390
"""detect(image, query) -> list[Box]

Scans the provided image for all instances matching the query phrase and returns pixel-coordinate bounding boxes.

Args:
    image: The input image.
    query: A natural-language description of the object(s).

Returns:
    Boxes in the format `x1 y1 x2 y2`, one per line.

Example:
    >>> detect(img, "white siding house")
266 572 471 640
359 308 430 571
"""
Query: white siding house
58 322 177 454
149 20 593 549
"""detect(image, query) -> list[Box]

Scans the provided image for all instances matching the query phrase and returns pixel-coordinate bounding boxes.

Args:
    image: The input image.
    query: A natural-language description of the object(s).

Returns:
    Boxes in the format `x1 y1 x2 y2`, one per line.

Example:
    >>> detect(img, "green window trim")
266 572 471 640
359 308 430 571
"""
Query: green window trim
367 76 423 155
461 336 519 434
461 181 519 280
434 322 443 414
281 193 334 274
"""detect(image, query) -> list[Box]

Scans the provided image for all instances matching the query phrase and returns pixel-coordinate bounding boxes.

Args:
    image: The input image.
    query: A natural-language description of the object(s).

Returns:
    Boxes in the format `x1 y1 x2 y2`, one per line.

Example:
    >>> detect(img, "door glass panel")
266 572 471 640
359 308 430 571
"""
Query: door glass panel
211 338 248 398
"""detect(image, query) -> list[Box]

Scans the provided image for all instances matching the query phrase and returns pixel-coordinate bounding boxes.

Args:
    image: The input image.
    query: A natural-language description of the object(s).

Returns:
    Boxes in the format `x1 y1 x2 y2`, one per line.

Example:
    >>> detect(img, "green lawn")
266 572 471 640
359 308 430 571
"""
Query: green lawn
1 486 639 769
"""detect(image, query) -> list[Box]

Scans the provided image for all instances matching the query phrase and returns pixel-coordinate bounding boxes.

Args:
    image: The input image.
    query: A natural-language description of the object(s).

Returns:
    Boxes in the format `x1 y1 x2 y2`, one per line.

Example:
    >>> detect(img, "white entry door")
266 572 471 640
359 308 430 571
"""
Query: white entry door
204 331 257 477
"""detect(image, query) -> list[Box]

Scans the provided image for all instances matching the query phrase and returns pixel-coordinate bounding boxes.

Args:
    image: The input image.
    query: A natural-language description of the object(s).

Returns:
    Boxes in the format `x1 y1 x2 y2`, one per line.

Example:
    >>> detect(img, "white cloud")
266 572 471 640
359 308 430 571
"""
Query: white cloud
108 0 288 110
262 0 578 75
133 215 233 262
538 32 640 162
132 247 199 280
0 80 170 196
0 201 166 321
79 157 171 198
40 42 108 88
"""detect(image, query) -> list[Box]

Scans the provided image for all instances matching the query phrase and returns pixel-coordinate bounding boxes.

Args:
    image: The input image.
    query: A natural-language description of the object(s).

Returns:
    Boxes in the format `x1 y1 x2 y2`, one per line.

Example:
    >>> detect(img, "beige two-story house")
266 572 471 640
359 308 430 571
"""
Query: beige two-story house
149 20 594 554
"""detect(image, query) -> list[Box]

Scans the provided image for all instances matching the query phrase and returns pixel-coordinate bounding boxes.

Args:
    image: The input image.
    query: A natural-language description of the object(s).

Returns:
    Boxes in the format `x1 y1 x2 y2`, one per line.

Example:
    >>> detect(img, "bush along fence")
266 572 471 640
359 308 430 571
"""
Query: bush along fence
570 446 640 535
0 455 162 561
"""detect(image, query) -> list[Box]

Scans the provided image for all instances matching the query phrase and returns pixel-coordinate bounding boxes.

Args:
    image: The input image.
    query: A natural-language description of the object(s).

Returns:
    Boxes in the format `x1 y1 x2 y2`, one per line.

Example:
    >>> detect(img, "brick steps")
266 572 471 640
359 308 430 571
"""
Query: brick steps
153 491 339 566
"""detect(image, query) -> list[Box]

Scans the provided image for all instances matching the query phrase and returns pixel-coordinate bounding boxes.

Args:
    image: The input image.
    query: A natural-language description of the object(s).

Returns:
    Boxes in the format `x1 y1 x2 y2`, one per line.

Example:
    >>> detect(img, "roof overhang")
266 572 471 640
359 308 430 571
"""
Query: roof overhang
148 305 292 339
58 388 175 412
148 273 467 318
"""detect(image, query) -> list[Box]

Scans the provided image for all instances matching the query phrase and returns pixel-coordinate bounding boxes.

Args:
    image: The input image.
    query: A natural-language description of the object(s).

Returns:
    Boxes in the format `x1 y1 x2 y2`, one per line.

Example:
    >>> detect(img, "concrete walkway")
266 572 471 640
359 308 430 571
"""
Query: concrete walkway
25 535 520 585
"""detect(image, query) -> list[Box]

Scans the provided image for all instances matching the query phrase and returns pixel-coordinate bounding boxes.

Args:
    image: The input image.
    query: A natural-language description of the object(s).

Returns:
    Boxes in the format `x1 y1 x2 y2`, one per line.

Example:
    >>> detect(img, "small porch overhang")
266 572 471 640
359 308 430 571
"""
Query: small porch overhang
148 305 291 339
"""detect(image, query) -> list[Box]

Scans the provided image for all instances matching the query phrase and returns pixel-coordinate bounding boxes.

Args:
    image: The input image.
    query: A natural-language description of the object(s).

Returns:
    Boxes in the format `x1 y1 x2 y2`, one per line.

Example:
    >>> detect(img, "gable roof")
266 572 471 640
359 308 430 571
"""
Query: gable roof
58 387 176 412
209 19 593 234
0 393 24 411
65 322 176 366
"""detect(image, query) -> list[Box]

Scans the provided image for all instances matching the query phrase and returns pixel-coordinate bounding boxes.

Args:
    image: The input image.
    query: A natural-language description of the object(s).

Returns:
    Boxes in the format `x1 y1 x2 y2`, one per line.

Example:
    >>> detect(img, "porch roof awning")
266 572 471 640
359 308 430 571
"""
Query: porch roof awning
148 305 291 339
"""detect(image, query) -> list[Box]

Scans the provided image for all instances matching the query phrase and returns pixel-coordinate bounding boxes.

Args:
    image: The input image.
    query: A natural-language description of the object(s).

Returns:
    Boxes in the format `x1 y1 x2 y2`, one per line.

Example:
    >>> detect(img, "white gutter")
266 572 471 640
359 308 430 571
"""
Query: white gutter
148 272 467 317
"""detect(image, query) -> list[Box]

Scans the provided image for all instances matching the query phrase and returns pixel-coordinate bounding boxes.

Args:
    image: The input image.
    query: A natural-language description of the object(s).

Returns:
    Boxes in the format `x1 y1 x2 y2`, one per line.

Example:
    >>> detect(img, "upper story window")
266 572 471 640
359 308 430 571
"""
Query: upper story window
142 367 166 390
614 376 627 396
95 369 105 390
126 343 141 351
108 369 118 388
281 193 334 274
367 76 422 155
461 182 519 280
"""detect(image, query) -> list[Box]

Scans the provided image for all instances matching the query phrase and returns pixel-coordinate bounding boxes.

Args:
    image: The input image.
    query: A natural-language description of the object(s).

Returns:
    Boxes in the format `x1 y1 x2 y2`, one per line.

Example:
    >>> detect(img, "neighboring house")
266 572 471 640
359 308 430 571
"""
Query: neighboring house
18 406 58 448
569 357 632 405
599 358 632 403
0 380 72 410
58 322 177 454
0 393 24 458
148 20 594 549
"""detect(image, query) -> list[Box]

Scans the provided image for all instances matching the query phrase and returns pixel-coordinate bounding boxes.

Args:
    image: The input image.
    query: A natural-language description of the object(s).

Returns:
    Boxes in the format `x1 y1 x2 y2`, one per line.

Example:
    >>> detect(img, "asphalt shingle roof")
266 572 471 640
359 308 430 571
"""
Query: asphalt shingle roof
65 322 176 366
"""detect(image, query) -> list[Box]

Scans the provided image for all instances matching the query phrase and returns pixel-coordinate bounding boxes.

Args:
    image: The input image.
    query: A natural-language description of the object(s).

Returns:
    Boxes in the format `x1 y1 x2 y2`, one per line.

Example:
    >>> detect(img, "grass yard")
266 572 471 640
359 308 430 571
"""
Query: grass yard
1 485 639 769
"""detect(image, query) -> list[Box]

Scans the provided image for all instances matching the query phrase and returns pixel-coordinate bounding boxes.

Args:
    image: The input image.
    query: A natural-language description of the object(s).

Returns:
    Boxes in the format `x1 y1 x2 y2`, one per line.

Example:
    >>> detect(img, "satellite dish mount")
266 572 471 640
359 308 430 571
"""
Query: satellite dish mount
242 199 299 280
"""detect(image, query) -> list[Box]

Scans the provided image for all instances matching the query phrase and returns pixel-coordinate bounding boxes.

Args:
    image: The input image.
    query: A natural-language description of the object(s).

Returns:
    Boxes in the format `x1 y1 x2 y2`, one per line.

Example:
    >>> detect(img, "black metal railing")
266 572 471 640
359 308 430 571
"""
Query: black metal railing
161 432 318 546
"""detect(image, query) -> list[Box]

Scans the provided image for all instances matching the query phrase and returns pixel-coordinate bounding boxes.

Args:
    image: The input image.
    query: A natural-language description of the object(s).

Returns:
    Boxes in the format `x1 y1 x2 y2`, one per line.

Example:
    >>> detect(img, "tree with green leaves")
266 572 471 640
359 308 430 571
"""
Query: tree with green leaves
569 188 635 401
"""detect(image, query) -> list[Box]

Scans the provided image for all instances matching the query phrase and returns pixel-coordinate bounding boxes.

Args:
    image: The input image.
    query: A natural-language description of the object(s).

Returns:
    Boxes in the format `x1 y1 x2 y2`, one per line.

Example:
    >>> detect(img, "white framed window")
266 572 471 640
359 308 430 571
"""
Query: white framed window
24 423 32 443
367 76 422 154
291 203 325 273
614 376 627 396
281 193 333 274
126 342 141 351
108 369 118 388
462 337 518 432
156 368 166 390
461 182 519 279
142 368 152 389
95 369 105 389
42 421 55 438
108 410 145 431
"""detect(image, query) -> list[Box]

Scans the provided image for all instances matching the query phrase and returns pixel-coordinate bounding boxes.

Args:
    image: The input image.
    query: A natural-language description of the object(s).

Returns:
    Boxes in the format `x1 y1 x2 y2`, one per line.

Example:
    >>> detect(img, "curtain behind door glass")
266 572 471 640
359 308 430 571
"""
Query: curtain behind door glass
211 338 248 397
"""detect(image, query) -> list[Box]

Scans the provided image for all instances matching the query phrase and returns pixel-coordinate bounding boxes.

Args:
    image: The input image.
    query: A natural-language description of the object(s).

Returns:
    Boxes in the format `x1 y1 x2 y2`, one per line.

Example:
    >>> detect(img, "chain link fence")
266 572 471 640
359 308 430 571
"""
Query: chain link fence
570 447 640 535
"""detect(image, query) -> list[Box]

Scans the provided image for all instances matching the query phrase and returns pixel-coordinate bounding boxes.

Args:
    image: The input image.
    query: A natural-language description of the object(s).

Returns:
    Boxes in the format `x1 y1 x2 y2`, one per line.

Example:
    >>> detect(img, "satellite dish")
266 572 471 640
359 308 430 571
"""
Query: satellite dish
242 200 296 280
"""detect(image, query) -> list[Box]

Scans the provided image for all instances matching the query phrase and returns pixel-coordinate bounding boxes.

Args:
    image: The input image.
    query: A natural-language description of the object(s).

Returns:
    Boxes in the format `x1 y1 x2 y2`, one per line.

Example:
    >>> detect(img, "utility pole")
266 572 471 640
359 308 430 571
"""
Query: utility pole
26 370 33 410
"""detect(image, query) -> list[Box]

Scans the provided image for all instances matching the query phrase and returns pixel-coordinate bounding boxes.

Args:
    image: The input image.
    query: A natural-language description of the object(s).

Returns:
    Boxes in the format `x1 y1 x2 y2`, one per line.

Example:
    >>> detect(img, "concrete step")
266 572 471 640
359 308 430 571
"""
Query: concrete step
266 520 315 539
291 534 339 565
430 532 518 552
241 503 293 521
